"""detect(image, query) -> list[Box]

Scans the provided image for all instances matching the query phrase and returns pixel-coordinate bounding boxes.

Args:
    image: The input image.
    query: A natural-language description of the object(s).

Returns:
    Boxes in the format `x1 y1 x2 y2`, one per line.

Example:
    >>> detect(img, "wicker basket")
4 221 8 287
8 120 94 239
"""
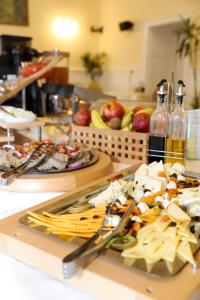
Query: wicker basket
71 124 148 164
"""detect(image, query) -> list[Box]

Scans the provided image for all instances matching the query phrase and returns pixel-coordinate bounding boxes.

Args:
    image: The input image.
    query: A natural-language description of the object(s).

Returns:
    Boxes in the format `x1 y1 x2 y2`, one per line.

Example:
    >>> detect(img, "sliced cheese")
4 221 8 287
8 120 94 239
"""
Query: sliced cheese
163 227 177 239
176 241 195 265
154 216 171 232
165 260 175 274
167 203 191 222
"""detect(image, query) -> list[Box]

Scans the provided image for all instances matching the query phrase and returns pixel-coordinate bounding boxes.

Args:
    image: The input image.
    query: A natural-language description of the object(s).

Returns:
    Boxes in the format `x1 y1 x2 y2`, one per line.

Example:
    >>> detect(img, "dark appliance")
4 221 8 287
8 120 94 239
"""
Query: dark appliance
0 34 41 115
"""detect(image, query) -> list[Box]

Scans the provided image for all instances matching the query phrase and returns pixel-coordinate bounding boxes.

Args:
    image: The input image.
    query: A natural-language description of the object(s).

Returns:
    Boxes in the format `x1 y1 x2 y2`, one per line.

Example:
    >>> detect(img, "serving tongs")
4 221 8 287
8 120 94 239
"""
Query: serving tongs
0 144 56 185
62 200 136 279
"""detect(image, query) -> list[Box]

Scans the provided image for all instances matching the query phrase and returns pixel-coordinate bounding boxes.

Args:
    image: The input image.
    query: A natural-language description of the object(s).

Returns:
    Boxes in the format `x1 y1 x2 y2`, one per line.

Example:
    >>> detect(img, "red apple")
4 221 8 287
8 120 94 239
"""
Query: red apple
74 108 91 126
102 100 125 121
133 105 143 114
132 113 150 133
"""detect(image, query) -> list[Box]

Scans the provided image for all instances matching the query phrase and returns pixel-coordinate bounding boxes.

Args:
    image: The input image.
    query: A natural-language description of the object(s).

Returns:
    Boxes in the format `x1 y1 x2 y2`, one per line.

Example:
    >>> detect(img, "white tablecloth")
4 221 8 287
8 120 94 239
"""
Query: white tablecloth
0 191 97 300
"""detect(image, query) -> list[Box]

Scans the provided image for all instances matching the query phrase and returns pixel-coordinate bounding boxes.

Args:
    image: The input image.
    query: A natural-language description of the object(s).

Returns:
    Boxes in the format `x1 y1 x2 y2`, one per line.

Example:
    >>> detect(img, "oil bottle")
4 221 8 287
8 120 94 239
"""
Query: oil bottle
148 79 168 163
165 80 186 164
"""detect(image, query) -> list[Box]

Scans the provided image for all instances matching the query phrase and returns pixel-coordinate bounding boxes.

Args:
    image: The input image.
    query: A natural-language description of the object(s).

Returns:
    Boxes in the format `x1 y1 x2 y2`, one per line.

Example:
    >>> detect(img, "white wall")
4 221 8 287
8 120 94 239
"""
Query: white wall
0 0 200 102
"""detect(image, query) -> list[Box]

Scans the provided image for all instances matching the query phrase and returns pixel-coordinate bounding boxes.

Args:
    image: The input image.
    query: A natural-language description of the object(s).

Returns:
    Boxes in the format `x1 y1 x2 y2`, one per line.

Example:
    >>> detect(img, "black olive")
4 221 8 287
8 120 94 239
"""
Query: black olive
169 221 176 227
93 215 99 219
125 219 133 230
192 216 200 222
80 217 87 220
179 180 186 184
190 225 196 234
185 183 193 188
171 173 177 178
131 232 137 238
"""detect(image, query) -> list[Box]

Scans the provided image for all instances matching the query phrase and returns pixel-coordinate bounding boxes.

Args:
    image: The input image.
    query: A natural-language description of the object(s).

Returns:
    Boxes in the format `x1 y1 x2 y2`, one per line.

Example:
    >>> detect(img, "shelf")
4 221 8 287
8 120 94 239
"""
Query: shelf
0 120 45 129
0 55 64 105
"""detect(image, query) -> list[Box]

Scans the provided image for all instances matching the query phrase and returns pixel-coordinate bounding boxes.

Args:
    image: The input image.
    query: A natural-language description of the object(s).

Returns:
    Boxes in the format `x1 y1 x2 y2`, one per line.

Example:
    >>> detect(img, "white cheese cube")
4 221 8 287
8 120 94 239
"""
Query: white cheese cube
137 176 167 193
131 216 143 223
166 181 177 190
137 202 150 214
134 163 148 182
177 174 185 181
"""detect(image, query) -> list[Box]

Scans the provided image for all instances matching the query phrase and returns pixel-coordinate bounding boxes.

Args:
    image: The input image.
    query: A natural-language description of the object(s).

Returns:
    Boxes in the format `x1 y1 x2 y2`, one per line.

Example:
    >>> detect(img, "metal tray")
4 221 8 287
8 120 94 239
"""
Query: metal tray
19 168 200 278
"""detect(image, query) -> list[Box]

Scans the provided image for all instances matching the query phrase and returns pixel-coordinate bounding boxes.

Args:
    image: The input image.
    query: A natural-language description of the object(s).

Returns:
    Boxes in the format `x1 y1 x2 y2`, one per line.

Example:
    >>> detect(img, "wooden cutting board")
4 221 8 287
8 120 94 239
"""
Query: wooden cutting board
0 165 200 300
0 151 113 192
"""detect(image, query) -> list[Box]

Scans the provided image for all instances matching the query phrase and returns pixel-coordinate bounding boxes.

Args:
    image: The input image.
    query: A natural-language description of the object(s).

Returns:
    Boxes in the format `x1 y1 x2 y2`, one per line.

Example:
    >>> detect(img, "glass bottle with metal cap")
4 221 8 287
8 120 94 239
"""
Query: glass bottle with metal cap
148 79 168 163
165 80 186 164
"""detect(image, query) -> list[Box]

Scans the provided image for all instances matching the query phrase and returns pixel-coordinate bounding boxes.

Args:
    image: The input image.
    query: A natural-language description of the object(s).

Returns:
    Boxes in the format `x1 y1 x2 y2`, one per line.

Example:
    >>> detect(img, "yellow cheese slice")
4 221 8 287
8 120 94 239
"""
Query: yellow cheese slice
162 237 179 262
163 227 177 239
165 260 175 274
177 220 190 231
180 233 197 244
176 241 195 265
154 217 171 232
167 203 191 222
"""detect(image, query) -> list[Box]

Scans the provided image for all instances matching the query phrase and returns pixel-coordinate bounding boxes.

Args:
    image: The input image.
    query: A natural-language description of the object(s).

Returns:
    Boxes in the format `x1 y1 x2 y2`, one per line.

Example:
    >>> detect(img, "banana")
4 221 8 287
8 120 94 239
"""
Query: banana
121 126 131 132
91 110 109 129
121 111 133 129
89 122 95 128
135 107 154 116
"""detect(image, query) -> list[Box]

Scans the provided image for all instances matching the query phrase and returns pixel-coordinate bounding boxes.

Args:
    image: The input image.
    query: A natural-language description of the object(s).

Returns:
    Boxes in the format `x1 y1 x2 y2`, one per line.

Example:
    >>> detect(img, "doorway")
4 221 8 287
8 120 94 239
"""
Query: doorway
143 18 188 99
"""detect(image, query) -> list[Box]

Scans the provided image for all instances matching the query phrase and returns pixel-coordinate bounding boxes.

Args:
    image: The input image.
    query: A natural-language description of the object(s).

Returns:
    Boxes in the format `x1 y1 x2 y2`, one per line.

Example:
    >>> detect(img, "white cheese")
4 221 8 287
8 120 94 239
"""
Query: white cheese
133 186 144 202
166 181 177 190
110 215 121 227
89 181 126 207
131 216 143 223
117 194 127 205
187 203 200 217
177 174 185 181
137 176 167 193
144 191 153 197
137 202 150 214
162 199 170 208
134 163 148 182
170 163 185 176
148 160 164 177
155 196 164 203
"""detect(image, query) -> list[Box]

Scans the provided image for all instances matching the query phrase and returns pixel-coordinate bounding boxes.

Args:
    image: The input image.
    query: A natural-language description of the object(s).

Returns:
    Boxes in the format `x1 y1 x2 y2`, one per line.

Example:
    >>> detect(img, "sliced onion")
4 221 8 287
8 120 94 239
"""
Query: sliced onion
68 161 83 169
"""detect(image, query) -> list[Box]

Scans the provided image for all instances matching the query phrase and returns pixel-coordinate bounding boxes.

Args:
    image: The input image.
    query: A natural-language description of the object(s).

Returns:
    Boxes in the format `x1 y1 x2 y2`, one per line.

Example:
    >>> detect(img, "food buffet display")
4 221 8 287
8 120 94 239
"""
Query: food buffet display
0 66 200 300
21 161 200 276
0 161 200 300
0 140 113 192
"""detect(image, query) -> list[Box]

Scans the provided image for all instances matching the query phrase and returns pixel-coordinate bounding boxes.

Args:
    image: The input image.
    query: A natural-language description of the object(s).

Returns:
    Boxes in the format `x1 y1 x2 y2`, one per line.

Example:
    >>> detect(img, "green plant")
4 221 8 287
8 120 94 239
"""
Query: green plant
175 17 200 109
81 52 106 81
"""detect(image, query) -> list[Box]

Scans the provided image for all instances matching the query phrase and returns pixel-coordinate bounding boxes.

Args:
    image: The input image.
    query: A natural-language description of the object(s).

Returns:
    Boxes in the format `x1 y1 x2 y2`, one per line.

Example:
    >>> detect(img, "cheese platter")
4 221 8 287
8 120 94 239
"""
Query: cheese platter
0 162 200 300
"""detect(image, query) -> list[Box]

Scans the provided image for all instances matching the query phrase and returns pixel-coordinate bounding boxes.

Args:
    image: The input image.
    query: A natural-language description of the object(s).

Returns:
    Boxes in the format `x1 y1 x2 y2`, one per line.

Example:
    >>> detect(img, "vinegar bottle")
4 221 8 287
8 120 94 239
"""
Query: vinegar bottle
148 79 168 163
165 80 186 164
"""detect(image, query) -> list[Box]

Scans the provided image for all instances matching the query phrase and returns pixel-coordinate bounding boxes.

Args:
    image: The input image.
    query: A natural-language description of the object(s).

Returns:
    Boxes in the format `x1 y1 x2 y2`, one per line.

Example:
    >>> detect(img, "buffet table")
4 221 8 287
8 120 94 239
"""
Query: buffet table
0 161 199 300
0 162 130 300
0 191 98 300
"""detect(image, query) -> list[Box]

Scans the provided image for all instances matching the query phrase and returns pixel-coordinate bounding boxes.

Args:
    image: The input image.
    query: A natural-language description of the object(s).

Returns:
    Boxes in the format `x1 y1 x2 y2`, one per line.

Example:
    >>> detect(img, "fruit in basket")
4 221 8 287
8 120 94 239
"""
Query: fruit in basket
91 110 109 128
74 108 91 126
101 100 125 121
135 107 154 116
133 105 143 114
132 113 150 133
108 117 122 130
121 111 133 129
